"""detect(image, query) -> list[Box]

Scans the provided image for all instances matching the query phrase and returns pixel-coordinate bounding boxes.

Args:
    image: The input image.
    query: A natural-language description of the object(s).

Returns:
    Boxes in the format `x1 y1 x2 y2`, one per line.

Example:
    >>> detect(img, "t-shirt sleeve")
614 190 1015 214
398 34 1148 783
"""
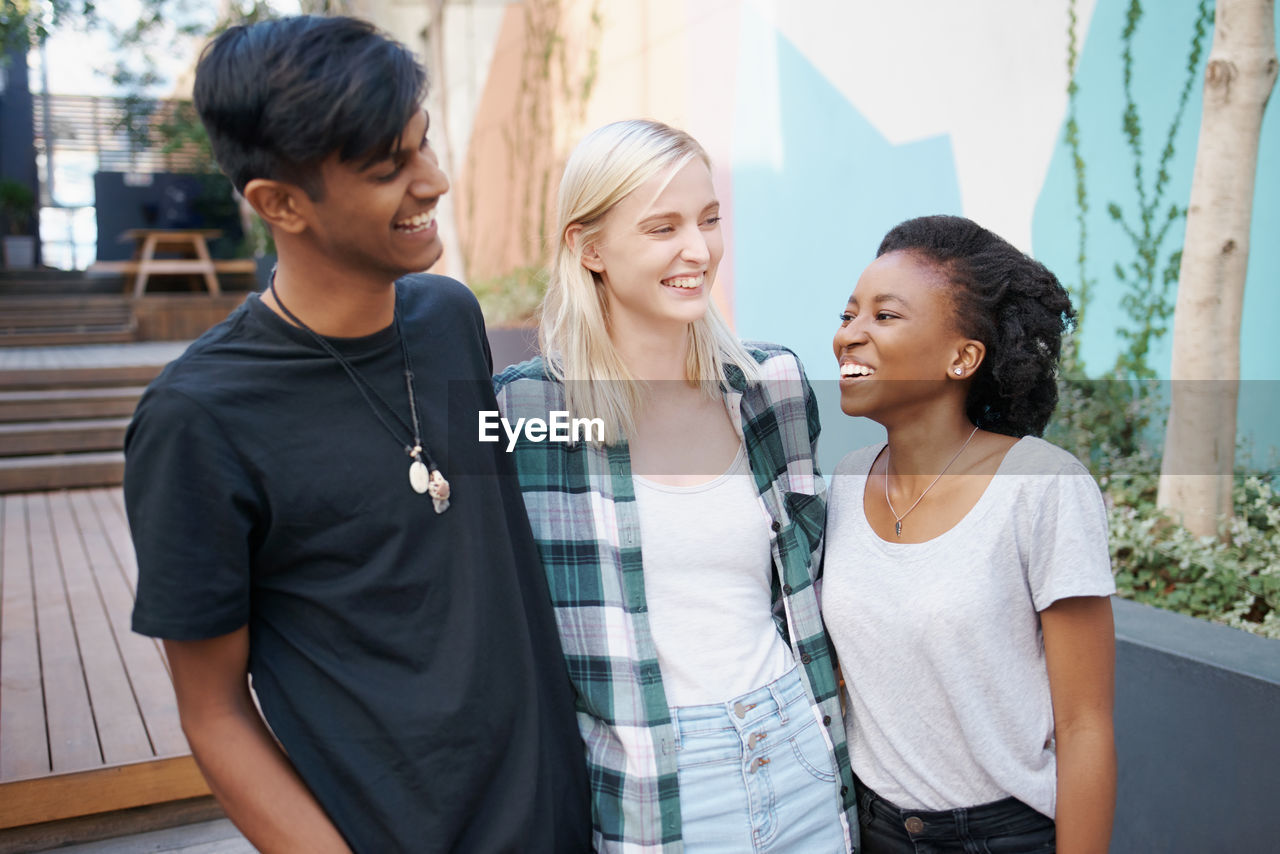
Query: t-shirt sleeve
126 384 259 640
1026 460 1117 611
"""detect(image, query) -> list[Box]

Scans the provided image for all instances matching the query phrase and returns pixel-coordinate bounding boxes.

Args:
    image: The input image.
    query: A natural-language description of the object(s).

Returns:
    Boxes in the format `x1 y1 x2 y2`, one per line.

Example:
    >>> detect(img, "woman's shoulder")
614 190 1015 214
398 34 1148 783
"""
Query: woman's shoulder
493 355 556 390
998 437 1107 526
492 356 567 413
740 340 805 373
1000 435 1093 478
736 340 816 400
832 443 885 478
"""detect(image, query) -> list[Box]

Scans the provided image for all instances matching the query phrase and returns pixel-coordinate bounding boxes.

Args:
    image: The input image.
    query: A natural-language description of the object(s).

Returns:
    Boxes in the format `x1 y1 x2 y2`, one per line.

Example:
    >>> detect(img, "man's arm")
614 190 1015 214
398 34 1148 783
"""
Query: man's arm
1042 595 1116 854
166 628 351 854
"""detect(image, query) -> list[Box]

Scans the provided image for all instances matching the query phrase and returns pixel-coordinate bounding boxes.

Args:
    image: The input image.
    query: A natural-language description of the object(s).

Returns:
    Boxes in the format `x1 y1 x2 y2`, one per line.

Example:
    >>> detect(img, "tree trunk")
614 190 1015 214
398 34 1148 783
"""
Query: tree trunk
1158 0 1277 536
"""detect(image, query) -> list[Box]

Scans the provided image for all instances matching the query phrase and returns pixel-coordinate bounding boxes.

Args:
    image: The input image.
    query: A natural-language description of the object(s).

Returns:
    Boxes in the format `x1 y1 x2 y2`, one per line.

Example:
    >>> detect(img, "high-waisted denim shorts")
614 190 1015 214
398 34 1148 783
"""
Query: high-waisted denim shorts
670 666 848 853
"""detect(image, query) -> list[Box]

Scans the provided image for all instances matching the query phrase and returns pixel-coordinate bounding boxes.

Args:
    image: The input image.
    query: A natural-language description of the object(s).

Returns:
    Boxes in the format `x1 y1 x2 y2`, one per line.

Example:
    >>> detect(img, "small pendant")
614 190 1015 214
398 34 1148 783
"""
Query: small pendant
409 459 430 494
427 469 451 515
895 520 902 537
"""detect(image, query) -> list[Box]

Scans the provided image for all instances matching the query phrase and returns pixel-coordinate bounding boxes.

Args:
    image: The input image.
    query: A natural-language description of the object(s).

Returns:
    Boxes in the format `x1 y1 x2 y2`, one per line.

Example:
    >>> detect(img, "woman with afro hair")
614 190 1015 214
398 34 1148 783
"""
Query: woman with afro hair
822 215 1116 854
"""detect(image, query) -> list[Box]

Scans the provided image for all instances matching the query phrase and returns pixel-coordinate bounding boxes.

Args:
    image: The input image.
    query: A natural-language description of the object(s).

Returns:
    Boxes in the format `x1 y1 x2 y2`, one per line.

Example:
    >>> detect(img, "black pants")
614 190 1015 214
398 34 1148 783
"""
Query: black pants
857 779 1055 854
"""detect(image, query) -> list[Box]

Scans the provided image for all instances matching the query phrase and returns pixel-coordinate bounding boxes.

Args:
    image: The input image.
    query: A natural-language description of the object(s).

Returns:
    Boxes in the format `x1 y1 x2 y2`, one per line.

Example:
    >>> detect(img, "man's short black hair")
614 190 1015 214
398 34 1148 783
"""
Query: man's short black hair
193 15 427 199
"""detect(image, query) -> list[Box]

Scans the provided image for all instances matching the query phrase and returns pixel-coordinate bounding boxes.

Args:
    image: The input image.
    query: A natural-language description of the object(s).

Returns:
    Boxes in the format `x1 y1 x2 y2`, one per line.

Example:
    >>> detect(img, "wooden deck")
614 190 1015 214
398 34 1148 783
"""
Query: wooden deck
0 488 210 830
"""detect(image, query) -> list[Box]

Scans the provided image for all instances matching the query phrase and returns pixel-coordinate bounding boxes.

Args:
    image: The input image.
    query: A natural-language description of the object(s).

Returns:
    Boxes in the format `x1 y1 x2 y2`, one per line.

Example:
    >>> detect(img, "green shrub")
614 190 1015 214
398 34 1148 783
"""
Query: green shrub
470 266 547 328
1047 369 1279 639
1104 470 1280 638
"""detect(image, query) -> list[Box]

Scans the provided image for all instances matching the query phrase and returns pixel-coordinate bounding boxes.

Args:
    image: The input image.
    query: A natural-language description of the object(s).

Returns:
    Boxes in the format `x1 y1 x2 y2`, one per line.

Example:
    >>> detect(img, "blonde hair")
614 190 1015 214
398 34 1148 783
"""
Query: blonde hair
539 119 760 443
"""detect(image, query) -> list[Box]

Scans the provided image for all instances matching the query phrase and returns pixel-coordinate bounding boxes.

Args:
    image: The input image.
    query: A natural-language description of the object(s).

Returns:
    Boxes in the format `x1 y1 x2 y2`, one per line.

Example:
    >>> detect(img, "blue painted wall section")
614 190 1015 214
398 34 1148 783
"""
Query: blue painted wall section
1034 0 1280 384
731 10 963 468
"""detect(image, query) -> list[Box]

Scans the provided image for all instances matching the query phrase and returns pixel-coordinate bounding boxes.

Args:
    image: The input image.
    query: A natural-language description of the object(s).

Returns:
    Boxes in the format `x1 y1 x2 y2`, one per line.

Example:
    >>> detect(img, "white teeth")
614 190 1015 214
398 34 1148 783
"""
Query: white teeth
662 274 703 289
840 363 874 377
395 211 436 232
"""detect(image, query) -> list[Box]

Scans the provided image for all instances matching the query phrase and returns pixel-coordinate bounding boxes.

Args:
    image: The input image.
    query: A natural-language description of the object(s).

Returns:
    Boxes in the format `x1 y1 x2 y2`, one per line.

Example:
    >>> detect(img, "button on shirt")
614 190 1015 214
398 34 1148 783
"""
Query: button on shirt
494 344 857 852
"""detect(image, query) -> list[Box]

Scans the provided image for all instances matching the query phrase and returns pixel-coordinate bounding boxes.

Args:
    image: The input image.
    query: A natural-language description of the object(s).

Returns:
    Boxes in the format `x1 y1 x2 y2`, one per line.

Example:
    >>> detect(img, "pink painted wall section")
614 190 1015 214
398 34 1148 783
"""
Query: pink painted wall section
678 0 742 325
449 0 743 325
454 5 534 281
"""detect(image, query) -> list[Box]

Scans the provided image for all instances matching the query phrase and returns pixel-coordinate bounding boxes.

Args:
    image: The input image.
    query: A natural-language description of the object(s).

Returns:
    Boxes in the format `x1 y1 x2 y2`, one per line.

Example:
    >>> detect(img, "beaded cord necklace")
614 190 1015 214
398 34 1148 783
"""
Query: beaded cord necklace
268 280 451 513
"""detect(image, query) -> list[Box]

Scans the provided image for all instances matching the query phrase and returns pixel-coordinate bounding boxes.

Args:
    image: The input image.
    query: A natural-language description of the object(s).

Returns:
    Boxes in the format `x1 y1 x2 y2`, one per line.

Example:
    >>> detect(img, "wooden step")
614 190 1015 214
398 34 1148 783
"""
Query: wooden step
0 364 164 391
0 313 135 330
0 451 124 492
0 329 138 348
0 295 138 347
0 418 130 456
0 388 146 423
0 271 122 297
0 294 132 310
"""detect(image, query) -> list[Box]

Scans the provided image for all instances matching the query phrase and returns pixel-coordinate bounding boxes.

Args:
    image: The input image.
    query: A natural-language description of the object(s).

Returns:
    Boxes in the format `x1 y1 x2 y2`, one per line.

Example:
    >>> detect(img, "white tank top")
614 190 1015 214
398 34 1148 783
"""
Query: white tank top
633 445 793 707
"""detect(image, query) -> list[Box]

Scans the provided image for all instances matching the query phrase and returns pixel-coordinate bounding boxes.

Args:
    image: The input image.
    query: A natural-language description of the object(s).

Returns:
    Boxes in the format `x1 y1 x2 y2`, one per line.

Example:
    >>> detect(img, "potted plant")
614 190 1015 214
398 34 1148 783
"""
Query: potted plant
0 179 38 269
469 265 546 370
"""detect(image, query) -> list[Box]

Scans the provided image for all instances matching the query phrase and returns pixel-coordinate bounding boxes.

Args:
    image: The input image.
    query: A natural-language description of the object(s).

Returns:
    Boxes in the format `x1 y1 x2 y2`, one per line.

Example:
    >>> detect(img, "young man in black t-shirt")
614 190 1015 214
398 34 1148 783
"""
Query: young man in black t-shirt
125 17 589 852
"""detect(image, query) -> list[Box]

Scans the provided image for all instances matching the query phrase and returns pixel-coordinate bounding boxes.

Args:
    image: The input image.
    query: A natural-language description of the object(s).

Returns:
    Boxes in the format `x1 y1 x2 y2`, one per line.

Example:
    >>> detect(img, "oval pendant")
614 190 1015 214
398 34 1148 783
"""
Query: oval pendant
409 459 430 494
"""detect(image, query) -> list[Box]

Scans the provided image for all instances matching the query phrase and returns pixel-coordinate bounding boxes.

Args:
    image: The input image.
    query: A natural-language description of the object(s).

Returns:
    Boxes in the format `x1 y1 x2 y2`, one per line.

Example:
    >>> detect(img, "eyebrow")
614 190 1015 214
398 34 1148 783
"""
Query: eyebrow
357 111 429 172
846 293 911 307
358 146 399 173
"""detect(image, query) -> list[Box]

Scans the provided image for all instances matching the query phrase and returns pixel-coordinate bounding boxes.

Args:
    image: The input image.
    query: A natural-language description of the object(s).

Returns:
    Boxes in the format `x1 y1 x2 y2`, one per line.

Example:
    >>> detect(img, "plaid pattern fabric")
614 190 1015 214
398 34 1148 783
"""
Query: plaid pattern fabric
494 343 857 853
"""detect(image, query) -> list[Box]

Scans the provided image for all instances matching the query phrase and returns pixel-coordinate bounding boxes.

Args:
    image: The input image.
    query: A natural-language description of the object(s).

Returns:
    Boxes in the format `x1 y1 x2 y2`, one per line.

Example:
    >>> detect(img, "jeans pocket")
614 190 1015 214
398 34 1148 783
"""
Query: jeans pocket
979 820 1056 853
787 719 838 783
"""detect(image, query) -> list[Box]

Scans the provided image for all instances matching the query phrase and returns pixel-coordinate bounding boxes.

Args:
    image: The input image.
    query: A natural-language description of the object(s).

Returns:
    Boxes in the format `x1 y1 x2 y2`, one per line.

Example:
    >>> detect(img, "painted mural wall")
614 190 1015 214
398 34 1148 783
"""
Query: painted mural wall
398 0 1277 464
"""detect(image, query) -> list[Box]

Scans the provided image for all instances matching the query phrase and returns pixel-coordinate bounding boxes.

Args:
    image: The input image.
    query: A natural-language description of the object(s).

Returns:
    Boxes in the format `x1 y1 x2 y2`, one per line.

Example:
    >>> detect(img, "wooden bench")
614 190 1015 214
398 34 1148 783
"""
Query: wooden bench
88 230 257 298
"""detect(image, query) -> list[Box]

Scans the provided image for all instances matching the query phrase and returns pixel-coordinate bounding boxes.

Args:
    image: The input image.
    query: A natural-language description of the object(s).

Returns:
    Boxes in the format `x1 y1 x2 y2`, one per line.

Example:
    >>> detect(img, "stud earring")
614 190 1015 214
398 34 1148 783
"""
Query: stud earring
954 368 963 375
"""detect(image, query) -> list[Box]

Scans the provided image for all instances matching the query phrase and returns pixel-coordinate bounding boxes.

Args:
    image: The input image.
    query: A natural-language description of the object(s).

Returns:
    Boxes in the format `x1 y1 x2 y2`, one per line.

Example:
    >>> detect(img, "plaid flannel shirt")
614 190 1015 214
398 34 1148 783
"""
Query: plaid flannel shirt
494 343 857 853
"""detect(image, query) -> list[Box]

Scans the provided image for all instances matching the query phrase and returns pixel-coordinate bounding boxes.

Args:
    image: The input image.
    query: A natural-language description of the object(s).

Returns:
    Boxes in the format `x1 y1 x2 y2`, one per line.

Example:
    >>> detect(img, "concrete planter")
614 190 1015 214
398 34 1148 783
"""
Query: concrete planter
487 323 538 373
1111 598 1280 852
3 235 36 269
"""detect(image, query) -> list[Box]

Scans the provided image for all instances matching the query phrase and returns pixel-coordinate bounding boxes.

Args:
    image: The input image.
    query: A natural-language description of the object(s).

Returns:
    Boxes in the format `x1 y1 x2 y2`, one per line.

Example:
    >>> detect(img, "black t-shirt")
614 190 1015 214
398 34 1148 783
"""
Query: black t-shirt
127 275 590 853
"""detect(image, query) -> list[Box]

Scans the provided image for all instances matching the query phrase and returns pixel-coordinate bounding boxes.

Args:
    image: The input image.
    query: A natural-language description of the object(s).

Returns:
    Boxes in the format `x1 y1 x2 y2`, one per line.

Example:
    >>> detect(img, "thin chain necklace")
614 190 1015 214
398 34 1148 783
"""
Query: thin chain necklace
883 424 979 537
268 280 451 513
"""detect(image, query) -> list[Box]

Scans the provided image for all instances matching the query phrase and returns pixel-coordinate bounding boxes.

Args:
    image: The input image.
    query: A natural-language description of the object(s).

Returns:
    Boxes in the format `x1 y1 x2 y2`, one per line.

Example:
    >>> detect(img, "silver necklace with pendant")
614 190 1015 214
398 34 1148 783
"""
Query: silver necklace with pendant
269 281 450 513
883 424 978 536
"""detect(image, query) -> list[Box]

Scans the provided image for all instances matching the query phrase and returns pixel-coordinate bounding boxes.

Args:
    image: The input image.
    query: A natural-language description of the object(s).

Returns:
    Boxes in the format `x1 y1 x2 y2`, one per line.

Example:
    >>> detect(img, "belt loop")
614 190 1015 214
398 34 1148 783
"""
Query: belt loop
768 677 789 725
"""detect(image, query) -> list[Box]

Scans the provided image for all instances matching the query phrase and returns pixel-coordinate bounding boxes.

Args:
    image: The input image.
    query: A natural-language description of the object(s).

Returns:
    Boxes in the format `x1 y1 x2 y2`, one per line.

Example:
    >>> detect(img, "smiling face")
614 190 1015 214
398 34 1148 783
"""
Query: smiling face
582 158 723 339
832 250 983 423
304 108 450 286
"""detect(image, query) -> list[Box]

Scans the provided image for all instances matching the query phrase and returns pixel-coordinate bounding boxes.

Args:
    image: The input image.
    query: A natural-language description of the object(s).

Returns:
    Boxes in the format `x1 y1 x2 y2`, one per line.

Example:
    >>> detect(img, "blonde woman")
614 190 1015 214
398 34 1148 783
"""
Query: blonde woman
494 120 855 852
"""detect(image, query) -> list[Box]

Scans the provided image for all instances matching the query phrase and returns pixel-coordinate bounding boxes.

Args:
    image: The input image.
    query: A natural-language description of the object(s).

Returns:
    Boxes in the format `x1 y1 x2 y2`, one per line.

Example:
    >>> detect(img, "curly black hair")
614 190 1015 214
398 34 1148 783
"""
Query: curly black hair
877 215 1075 437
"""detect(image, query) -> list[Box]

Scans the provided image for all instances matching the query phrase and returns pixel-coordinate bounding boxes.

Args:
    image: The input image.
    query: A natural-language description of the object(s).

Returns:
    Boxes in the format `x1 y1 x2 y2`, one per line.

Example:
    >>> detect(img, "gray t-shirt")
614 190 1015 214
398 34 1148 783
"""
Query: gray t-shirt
822 436 1115 817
